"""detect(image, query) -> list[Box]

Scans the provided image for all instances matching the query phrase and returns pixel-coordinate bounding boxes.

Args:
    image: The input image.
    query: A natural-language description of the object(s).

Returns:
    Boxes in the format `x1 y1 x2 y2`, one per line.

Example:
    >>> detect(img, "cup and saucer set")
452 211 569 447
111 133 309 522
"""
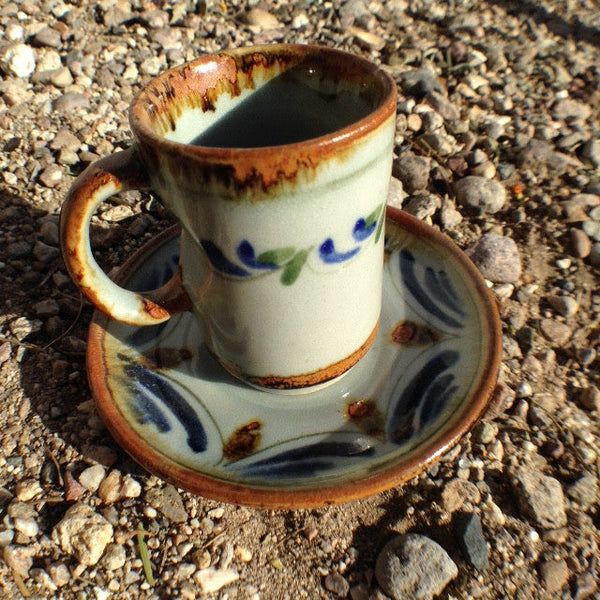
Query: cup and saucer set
60 45 501 509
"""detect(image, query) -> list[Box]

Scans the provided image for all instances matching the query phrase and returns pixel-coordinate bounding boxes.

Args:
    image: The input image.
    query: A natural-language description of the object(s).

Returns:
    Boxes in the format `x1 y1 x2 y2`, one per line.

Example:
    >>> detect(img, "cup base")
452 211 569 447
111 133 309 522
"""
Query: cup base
214 321 379 395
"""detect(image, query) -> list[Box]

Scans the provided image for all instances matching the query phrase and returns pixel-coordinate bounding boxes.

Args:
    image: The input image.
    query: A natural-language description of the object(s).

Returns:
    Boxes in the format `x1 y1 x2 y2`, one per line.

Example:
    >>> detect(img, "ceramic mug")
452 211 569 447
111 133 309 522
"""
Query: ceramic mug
60 44 397 392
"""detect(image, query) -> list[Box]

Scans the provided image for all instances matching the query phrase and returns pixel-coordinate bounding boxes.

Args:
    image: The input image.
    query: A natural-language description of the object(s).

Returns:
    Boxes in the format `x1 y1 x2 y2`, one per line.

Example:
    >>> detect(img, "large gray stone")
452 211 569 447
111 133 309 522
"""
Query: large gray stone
375 534 458 600
465 233 522 283
513 469 567 529
454 176 506 214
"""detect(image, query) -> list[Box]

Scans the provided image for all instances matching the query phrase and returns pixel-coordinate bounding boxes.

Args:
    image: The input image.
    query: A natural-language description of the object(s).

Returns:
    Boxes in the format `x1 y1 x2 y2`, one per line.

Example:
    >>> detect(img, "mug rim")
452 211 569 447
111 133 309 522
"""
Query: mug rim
129 44 397 161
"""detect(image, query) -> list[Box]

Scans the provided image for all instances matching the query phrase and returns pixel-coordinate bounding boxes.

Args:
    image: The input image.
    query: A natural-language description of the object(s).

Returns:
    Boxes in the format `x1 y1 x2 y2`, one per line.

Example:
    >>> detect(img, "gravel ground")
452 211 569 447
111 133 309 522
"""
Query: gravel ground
1 0 599 598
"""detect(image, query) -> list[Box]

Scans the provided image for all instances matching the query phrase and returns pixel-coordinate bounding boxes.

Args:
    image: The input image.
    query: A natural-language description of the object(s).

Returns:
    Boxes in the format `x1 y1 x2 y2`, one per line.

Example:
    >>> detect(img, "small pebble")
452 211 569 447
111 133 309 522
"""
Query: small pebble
579 386 600 412
547 295 578 317
513 469 567 529
540 318 572 346
47 562 70 587
567 474 598 508
442 478 481 513
453 512 489 570
101 543 126 570
145 485 188 523
39 220 60 246
13 517 39 538
194 567 240 593
32 27 62 48
1 43 36 78
38 164 63 188
386 176 405 210
98 470 124 504
52 503 114 566
324 572 350 598
581 220 600 242
78 464 106 492
33 241 60 262
53 92 91 112
15 479 42 502
3 545 34 577
393 153 431 193
573 572 598 600
403 192 441 221
243 8 281 29
539 558 569 593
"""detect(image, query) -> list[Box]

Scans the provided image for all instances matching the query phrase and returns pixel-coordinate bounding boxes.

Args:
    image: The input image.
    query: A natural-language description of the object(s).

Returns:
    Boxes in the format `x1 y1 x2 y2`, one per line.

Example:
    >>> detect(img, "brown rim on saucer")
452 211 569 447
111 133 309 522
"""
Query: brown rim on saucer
87 207 502 509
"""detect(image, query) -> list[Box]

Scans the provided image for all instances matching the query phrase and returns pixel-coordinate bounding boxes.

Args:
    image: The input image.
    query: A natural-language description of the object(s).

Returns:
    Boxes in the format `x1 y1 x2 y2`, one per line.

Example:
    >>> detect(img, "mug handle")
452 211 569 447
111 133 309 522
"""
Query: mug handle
60 147 191 326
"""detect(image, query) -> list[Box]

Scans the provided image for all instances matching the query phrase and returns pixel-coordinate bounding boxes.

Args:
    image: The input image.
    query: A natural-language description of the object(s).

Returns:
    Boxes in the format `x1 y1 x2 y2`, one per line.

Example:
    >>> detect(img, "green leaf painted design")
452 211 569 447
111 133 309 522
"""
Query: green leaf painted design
365 203 383 229
258 247 296 266
281 249 309 285
375 204 385 243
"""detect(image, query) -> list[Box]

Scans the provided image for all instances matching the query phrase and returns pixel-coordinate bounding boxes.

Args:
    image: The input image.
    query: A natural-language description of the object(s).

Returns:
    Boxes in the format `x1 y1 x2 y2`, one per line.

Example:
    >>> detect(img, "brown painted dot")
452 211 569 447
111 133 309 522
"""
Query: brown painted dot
346 399 376 422
391 321 415 344
223 421 262 461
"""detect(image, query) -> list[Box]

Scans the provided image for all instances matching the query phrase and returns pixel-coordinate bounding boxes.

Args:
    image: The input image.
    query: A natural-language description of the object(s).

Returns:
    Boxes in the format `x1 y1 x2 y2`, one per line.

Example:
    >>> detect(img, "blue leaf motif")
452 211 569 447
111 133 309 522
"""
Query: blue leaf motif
418 373 458 426
388 350 459 444
127 377 172 433
124 363 207 453
424 267 466 317
201 239 251 278
233 436 375 478
399 250 463 328
237 240 278 270
319 239 360 264
352 217 377 241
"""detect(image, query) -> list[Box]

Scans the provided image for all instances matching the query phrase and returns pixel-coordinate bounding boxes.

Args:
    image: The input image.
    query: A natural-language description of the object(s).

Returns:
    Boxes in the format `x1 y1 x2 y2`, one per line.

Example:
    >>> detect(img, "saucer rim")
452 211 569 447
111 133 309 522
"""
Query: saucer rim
87 206 502 509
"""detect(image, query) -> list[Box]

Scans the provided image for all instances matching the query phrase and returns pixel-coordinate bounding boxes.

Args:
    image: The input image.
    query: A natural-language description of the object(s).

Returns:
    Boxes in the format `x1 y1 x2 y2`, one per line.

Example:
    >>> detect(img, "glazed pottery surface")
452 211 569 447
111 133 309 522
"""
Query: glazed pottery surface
61 45 397 390
88 207 502 509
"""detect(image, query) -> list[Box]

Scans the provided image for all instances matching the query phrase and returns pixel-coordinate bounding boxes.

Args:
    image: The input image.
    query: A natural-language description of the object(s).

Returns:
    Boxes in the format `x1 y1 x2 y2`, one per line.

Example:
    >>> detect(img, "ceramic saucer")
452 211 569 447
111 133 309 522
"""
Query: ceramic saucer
87 207 501 509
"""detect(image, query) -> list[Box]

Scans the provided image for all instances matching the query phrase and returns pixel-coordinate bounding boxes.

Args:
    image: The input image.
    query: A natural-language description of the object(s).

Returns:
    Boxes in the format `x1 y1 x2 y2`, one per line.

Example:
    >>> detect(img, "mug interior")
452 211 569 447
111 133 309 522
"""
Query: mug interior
133 45 395 150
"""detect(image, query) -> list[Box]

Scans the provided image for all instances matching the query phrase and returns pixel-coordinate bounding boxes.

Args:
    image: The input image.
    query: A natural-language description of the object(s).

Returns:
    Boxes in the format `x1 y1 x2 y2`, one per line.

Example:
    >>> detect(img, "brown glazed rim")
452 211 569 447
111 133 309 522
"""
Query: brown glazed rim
129 44 397 160
87 207 502 509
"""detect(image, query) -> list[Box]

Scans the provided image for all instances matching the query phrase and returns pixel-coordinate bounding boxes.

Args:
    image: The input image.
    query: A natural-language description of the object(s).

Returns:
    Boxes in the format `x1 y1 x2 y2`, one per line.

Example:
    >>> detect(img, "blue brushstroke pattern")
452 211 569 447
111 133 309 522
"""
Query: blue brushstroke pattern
128 381 172 433
237 240 278 270
124 363 207 453
352 217 377 241
319 239 360 264
235 437 375 478
418 373 458 426
388 350 459 444
399 250 463 328
424 267 466 317
201 239 251 277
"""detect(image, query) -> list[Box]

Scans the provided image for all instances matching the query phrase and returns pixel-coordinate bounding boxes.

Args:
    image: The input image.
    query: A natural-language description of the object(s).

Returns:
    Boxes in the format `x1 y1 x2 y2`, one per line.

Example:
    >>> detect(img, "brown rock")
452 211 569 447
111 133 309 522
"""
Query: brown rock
539 558 569 593
38 164 63 188
242 8 281 29
64 471 86 502
442 479 481 512
570 228 592 258
97 470 124 504
579 386 600 412
540 319 572 346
